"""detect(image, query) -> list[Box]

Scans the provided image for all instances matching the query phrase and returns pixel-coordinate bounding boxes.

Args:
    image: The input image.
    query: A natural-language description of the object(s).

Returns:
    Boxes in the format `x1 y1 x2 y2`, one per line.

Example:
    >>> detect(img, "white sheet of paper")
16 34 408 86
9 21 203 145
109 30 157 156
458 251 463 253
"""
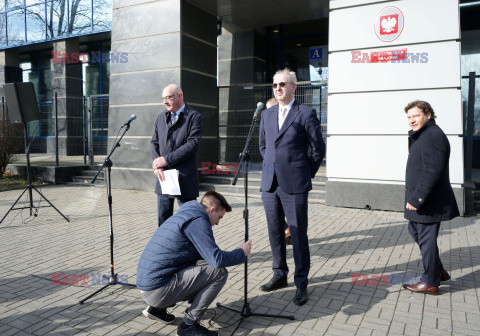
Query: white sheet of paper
158 169 181 195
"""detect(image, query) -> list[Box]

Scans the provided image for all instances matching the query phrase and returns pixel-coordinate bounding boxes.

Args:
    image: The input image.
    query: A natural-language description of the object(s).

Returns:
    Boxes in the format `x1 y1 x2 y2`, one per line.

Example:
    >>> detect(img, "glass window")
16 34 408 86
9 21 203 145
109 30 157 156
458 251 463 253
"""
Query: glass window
461 29 480 136
93 0 112 31
26 0 44 5
69 0 92 34
47 0 68 38
0 13 6 47
7 9 26 45
26 3 46 42
1 1 5 13
7 0 23 10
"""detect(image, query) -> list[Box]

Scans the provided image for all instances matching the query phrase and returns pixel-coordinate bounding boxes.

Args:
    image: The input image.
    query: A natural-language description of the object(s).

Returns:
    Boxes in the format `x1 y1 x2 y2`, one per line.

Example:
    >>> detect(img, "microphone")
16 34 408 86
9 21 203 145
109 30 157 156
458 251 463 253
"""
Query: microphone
253 102 264 119
123 114 137 126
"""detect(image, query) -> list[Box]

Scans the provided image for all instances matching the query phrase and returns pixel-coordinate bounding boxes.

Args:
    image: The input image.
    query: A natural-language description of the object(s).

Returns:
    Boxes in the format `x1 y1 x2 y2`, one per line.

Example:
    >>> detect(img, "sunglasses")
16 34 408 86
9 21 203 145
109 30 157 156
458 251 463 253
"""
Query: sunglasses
273 82 290 89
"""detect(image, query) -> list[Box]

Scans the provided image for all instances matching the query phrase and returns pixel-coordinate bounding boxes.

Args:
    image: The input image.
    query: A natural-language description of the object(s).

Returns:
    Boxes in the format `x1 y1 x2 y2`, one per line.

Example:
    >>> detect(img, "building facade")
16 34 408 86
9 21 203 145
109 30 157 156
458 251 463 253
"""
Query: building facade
1 0 479 213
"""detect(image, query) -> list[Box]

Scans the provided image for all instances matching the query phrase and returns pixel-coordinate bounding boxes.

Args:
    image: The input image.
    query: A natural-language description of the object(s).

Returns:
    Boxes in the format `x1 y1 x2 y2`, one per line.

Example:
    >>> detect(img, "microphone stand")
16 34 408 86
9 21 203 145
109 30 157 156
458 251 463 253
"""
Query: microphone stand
216 108 294 335
79 121 136 304
0 124 69 224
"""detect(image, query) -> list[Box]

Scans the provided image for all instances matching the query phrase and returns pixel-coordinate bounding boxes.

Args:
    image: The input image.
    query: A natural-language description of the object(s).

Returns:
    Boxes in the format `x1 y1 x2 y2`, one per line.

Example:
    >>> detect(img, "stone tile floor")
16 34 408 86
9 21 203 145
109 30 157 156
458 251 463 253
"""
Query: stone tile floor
0 185 479 335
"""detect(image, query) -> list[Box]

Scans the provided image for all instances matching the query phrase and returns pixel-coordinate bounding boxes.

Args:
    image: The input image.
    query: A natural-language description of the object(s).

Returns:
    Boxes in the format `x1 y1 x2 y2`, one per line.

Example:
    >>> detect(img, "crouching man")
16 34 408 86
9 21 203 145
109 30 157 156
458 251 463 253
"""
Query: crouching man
137 190 252 336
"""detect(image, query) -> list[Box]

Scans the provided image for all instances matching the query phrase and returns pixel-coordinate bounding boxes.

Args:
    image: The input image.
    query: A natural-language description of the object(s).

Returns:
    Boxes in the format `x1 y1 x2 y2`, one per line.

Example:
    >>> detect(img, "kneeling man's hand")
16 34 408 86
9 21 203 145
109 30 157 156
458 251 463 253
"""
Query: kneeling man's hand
240 240 252 256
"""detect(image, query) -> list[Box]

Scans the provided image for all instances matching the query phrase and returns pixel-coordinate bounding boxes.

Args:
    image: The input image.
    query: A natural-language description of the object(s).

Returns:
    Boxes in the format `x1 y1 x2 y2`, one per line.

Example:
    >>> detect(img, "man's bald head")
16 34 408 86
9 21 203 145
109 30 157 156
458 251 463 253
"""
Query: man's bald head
162 84 184 112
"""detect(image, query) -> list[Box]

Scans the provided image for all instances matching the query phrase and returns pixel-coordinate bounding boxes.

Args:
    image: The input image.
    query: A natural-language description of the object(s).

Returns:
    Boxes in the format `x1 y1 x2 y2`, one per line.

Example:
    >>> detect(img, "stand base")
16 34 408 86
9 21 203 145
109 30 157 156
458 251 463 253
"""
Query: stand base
79 274 136 304
216 302 294 335
0 185 69 224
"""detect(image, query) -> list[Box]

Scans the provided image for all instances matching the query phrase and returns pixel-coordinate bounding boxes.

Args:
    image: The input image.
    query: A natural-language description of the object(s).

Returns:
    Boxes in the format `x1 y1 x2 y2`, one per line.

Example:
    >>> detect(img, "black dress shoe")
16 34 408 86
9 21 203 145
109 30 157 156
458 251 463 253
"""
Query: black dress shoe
440 268 451 281
260 276 288 292
294 288 308 306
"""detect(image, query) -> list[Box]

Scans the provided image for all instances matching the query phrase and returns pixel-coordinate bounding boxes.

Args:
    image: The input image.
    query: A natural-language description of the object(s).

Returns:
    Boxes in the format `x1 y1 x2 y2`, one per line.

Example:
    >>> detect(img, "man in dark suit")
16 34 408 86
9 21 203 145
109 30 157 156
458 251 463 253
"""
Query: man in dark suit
402 100 459 294
151 84 203 226
259 68 325 305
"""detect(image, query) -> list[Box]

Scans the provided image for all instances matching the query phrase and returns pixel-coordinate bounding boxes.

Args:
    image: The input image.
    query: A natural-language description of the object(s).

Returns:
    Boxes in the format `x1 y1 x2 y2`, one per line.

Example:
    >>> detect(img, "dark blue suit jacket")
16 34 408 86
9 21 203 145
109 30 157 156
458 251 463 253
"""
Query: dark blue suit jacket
150 104 203 198
404 119 459 223
259 100 325 194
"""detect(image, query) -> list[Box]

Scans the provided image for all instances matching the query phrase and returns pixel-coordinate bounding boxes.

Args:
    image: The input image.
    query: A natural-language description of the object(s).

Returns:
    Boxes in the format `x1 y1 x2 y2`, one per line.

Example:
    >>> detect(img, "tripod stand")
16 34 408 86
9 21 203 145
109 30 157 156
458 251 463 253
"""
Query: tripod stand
0 128 69 224
79 122 136 304
216 105 294 335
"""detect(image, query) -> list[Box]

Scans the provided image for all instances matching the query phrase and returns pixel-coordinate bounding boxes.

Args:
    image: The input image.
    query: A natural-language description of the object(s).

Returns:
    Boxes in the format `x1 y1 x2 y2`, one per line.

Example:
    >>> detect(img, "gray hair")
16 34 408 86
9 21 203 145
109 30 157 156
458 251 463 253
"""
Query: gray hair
273 68 297 85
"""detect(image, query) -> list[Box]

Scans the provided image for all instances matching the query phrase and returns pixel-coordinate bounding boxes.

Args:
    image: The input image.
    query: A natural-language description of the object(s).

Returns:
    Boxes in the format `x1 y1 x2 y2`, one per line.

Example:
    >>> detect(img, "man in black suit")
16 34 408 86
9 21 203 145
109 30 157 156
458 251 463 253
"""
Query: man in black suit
402 100 459 294
259 69 325 305
151 84 203 226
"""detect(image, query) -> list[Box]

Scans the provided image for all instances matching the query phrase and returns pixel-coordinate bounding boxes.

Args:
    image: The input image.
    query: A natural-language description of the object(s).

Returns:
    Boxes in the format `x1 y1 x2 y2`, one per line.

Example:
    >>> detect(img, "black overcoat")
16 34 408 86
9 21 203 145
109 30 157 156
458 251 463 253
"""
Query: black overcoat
404 119 459 223
150 104 203 198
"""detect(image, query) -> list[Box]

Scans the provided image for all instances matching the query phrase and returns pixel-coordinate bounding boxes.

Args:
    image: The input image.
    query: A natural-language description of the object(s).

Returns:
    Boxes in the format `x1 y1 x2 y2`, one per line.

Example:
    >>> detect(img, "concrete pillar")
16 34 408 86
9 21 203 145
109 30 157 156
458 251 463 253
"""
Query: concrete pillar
109 0 217 190
0 49 22 90
0 49 22 122
51 38 83 155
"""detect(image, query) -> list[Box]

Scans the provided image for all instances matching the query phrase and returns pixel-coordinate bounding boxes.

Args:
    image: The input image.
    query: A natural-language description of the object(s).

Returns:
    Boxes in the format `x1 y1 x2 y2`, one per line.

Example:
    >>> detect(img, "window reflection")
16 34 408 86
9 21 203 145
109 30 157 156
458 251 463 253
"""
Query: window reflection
0 13 6 47
26 3 47 42
7 1 24 11
93 0 112 31
69 0 92 34
1 0 112 47
7 9 26 45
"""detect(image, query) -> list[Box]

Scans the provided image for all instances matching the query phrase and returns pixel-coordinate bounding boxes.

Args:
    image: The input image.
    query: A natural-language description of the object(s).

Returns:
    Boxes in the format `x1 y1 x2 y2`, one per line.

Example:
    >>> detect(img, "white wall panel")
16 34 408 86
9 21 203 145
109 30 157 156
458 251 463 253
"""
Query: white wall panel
330 0 396 10
329 41 461 93
328 89 463 135
329 0 459 52
326 135 463 184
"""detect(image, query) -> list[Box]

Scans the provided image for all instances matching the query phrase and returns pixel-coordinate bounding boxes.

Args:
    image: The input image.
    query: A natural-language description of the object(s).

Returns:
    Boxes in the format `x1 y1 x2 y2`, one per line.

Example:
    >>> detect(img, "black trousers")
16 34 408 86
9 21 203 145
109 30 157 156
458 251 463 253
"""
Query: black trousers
262 175 310 289
408 220 443 287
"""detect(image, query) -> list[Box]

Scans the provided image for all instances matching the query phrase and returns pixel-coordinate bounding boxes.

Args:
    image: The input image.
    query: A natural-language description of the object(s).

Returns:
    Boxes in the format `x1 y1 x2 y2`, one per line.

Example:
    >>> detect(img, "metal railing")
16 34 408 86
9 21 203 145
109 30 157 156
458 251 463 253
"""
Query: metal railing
218 81 328 164
0 91 109 166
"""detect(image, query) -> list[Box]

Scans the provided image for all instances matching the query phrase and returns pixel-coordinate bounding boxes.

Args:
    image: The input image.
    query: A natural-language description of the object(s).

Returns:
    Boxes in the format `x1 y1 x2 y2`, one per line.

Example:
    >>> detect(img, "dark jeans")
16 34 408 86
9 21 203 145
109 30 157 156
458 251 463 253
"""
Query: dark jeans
408 220 443 287
157 194 195 226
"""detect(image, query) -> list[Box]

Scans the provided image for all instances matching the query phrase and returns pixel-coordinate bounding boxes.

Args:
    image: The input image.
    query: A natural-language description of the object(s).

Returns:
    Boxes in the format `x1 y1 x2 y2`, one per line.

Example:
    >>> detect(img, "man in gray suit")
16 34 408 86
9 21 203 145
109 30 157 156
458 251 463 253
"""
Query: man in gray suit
151 84 203 226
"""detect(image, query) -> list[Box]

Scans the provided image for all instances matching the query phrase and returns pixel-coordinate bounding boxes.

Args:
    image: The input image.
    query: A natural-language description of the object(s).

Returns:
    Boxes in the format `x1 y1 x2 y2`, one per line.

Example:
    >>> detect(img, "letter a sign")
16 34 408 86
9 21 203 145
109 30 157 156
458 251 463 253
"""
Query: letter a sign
310 48 322 62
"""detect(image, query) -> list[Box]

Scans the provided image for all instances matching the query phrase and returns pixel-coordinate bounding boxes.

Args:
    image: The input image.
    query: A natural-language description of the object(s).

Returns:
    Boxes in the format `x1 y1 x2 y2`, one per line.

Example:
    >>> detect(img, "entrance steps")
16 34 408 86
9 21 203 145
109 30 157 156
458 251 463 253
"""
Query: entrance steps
67 165 105 187
200 171 326 204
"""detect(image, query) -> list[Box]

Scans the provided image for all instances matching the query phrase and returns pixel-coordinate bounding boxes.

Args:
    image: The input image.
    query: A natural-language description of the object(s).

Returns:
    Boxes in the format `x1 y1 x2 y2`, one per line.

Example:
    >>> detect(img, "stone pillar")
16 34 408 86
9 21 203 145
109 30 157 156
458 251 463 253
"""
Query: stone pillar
0 49 22 101
51 38 83 155
109 0 217 190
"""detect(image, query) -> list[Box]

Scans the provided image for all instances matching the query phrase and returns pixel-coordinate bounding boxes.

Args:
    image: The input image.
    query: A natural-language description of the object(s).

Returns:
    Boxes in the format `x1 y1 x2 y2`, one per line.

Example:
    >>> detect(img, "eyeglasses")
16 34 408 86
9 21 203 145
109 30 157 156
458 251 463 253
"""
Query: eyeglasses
162 94 177 101
273 82 289 89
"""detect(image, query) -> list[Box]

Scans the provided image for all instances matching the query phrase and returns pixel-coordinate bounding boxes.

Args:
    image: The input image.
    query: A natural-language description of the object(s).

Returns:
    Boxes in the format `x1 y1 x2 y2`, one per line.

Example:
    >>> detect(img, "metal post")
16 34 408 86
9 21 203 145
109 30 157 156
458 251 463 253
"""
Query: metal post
2 96 5 122
55 92 59 166
87 96 94 165
465 72 476 182
82 96 87 164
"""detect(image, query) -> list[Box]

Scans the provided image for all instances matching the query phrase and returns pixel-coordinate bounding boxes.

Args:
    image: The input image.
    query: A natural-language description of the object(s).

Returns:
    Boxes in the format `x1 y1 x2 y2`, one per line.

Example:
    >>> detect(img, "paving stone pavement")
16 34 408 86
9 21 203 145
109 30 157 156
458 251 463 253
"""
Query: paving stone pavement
0 185 479 335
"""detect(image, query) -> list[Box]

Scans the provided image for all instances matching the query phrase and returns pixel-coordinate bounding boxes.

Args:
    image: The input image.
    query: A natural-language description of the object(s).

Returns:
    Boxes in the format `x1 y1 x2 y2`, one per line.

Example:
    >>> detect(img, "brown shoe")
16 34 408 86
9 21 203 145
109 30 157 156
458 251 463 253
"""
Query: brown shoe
440 268 451 281
285 236 293 245
402 281 439 295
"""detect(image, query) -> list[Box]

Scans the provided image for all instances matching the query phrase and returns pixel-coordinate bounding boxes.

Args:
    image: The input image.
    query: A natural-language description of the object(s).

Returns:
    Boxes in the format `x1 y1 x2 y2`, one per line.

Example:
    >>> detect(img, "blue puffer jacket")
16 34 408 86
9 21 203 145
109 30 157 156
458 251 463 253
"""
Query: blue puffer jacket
136 201 245 291
136 202 205 290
